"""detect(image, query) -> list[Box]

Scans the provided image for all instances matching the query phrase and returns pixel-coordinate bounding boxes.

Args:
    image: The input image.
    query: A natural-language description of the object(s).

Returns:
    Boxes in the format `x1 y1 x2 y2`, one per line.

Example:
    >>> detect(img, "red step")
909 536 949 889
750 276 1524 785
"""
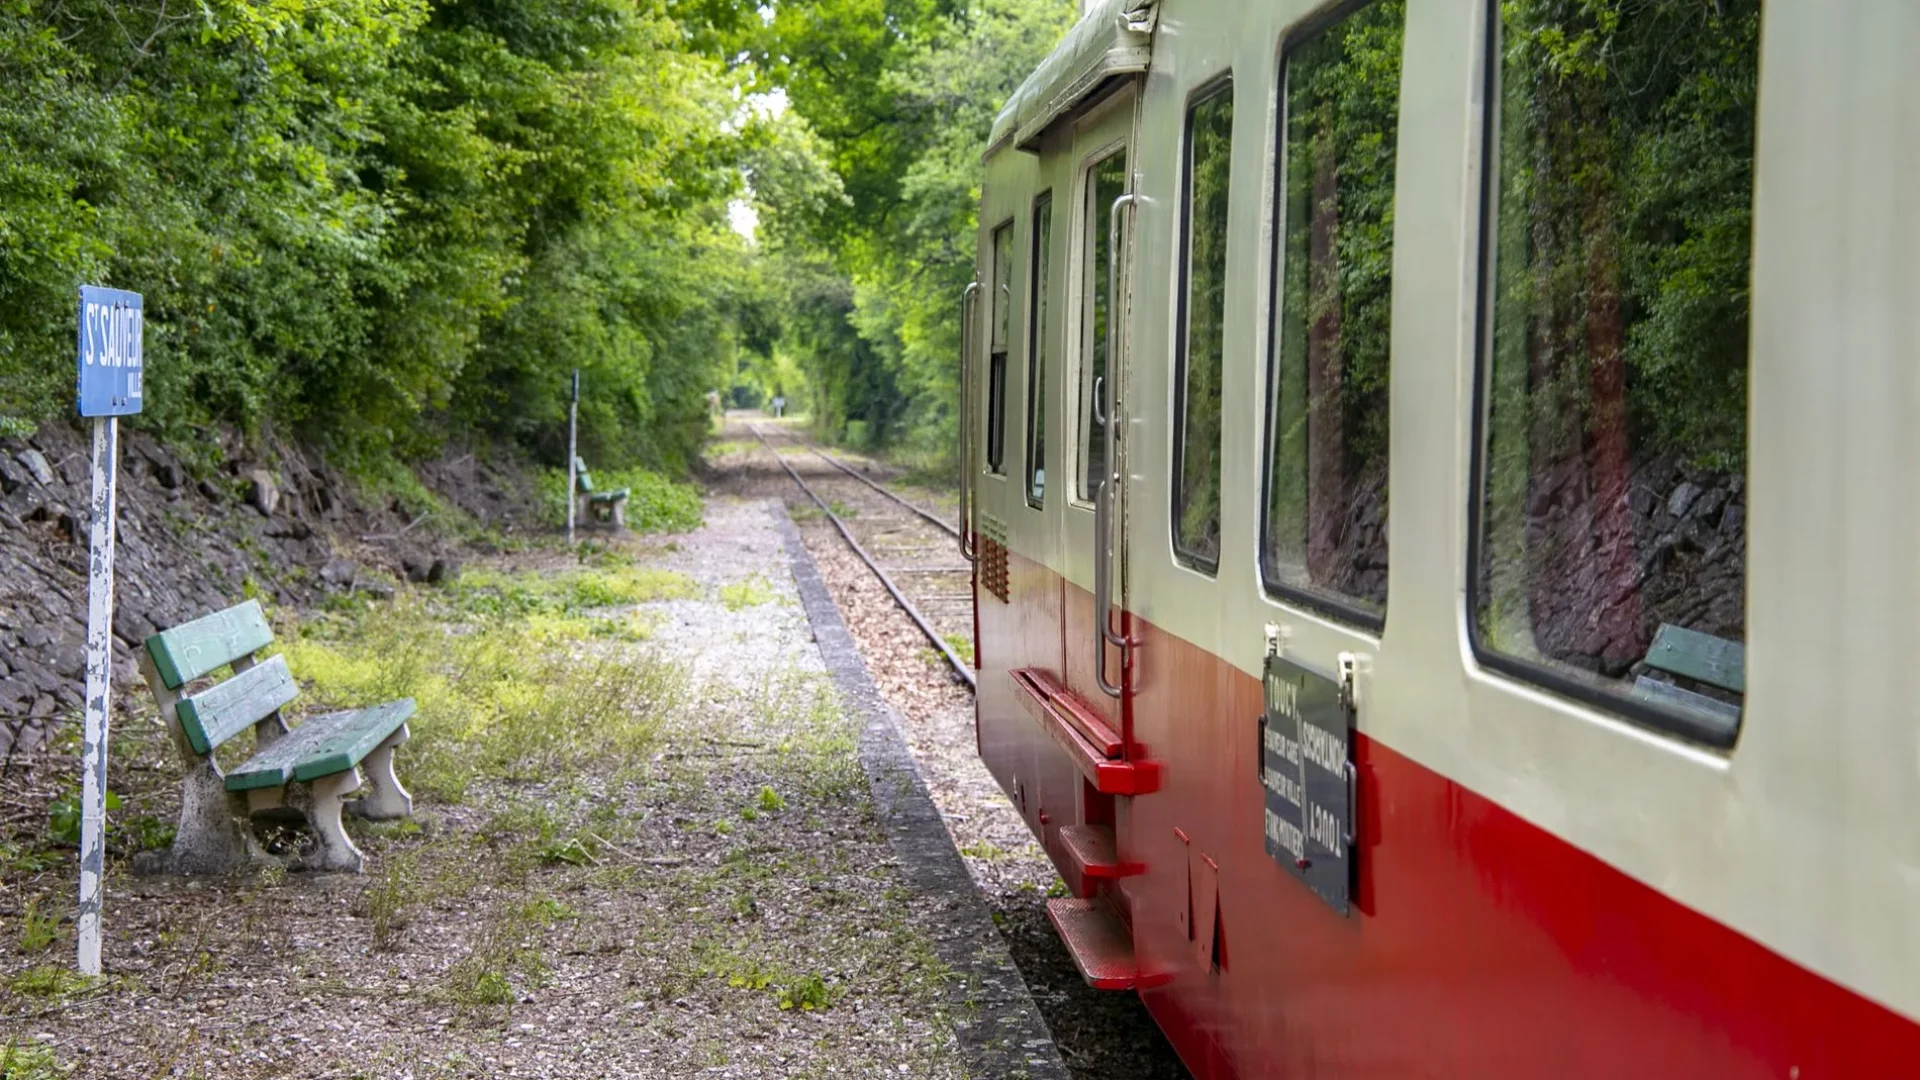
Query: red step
1010 668 1122 756
1009 669 1162 796
1046 897 1138 991
1059 823 1142 895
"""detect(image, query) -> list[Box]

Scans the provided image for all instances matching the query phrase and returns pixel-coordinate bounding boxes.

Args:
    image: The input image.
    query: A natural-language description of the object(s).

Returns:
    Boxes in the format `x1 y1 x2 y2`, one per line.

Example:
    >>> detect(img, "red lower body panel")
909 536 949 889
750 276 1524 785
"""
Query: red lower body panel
977 550 1920 1079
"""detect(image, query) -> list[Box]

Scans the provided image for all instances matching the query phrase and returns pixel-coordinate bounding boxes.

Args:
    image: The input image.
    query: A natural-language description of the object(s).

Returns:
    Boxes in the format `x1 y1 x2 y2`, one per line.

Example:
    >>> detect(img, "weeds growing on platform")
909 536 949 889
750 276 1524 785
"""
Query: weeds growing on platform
0 501 971 1077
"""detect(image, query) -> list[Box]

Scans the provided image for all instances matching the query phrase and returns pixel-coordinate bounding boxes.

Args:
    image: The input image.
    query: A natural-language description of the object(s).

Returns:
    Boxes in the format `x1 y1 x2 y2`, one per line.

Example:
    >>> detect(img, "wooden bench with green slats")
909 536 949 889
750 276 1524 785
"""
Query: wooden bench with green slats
1632 622 1745 732
575 456 630 529
137 599 414 874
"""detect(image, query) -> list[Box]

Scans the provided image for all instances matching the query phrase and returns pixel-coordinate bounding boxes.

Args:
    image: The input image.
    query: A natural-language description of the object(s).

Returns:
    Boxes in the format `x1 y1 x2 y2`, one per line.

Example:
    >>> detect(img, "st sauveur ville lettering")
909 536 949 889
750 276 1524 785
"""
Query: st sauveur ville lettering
82 301 143 370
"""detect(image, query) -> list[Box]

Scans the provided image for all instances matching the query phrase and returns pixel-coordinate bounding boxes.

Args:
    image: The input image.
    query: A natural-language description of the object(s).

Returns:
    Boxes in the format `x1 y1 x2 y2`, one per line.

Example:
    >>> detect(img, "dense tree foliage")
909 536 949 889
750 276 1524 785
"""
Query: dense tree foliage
754 0 1076 463
0 0 764 472
1479 0 1760 683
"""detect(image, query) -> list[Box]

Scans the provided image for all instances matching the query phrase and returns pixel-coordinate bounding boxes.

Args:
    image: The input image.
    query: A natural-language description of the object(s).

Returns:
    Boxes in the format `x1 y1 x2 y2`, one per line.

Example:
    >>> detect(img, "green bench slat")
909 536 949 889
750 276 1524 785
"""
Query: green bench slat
176 654 299 755
578 472 595 494
145 600 274 690
1644 623 1745 694
225 699 416 791
588 489 629 503
1632 675 1742 726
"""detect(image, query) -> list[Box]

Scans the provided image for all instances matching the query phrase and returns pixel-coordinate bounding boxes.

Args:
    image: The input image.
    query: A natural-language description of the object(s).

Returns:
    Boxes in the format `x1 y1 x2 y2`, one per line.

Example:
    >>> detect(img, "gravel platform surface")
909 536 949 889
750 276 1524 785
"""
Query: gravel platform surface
0 486 1046 1078
708 418 1191 1080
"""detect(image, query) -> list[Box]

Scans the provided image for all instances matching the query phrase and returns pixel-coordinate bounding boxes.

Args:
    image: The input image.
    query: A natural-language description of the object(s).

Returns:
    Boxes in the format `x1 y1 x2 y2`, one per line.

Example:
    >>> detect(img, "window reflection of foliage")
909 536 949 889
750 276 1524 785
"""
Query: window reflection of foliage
1264 0 1403 614
1173 86 1232 567
1027 195 1053 505
988 221 1014 473
1081 152 1128 501
1477 0 1758 690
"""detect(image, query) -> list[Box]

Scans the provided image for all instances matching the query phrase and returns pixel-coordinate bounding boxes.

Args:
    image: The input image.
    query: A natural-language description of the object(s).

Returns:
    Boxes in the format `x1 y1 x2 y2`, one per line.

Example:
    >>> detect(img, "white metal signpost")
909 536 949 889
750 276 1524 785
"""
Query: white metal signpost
566 370 579 547
74 284 143 976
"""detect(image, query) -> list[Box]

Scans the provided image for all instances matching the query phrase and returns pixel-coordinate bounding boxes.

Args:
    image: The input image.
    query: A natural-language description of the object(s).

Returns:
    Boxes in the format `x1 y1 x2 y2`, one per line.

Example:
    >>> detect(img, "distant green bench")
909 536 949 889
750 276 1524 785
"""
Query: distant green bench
575 456 630 529
1632 622 1744 730
137 599 414 875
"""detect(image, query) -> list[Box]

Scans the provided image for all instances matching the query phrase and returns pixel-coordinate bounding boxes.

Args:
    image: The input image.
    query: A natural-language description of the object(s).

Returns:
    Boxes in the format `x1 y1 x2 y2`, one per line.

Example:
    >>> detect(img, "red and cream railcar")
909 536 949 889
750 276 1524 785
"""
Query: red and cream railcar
960 0 1920 1075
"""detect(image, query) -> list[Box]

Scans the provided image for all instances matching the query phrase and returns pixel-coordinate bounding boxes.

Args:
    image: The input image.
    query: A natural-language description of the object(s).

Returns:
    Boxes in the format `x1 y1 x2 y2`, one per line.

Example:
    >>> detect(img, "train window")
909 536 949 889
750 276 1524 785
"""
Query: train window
987 220 1014 475
1026 193 1053 507
1261 0 1404 626
1172 82 1233 572
1471 0 1758 745
1080 150 1128 501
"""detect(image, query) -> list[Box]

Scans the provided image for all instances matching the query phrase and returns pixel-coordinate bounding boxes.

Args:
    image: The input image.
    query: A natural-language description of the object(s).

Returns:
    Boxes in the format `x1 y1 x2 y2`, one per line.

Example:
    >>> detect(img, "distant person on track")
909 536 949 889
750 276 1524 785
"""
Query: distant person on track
771 394 786 419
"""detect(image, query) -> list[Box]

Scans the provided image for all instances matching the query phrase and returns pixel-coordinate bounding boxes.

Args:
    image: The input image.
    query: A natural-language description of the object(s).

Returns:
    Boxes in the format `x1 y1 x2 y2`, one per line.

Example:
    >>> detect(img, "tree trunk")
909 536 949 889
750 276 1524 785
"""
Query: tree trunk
1305 124 1347 587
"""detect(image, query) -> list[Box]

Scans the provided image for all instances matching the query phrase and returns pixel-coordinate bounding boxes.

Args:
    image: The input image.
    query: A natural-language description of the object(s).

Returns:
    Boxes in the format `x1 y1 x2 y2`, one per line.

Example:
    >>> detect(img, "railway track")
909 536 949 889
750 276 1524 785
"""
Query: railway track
749 423 976 691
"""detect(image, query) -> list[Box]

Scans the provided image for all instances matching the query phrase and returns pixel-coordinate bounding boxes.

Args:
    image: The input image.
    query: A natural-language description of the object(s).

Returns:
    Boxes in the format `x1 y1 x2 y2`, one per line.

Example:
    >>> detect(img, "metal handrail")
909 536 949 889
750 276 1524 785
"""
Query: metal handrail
1094 192 1141 698
958 281 981 562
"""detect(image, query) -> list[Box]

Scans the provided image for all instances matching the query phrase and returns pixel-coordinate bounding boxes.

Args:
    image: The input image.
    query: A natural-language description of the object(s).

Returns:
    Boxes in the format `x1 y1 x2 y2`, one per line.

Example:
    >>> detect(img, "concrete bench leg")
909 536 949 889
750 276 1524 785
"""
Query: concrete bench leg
610 496 627 529
137 761 262 876
347 724 413 821
297 770 365 874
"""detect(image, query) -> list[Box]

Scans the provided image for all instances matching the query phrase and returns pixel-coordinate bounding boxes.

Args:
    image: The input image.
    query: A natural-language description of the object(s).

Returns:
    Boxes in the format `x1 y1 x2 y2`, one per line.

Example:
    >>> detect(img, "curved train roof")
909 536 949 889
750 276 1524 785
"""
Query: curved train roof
987 0 1159 155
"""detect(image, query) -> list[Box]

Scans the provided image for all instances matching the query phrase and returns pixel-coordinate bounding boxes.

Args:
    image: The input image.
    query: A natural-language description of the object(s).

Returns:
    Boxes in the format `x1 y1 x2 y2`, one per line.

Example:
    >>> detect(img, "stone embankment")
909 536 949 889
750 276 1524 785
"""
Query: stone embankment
0 421 540 746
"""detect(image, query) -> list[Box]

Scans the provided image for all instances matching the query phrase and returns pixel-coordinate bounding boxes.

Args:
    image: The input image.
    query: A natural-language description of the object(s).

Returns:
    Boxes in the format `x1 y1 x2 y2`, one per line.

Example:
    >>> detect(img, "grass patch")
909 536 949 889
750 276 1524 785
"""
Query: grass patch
278 590 685 803
719 574 777 611
441 900 552 1009
0 842 62 876
448 564 694 620
703 439 757 459
4 967 88 1000
941 632 975 667
16 900 57 954
0 1040 67 1079
539 467 703 535
358 850 428 951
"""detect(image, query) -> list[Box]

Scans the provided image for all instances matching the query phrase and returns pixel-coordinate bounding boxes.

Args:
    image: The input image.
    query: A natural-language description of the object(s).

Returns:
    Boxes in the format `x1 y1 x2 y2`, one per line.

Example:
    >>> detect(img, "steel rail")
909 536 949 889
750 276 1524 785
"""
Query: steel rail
762 426 962 541
752 424 977 692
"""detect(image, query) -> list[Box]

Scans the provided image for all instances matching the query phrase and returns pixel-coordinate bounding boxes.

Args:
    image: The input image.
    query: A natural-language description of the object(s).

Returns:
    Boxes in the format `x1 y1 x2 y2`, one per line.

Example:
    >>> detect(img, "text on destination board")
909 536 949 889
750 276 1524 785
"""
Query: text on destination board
1264 765 1303 807
81 302 143 369
1302 724 1346 774
1263 724 1300 766
1265 807 1305 860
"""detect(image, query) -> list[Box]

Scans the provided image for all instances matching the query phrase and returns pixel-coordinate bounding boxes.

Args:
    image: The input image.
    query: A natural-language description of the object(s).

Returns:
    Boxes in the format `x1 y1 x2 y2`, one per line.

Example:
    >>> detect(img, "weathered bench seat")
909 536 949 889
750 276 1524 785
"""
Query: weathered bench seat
1632 622 1744 736
139 599 414 874
575 456 629 529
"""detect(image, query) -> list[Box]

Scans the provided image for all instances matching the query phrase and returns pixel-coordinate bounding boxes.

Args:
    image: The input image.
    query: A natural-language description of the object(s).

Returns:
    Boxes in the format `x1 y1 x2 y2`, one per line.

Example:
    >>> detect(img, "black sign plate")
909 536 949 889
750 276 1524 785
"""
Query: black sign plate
1260 653 1353 915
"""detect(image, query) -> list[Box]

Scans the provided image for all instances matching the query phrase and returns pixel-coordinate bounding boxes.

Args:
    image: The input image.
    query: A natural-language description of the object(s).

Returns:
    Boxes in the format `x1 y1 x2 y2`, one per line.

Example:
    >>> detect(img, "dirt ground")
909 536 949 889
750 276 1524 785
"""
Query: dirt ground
0 493 1009 1078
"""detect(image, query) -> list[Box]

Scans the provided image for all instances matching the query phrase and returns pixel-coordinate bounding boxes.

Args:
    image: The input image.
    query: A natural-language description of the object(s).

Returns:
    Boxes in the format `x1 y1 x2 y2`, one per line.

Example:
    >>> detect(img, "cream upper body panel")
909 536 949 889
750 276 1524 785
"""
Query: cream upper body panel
980 0 1920 1024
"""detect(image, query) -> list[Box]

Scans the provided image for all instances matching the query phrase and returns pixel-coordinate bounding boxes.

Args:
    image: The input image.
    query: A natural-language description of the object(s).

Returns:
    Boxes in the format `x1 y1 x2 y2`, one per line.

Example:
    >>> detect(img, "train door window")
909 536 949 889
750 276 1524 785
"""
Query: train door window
1471 0 1758 747
1261 0 1404 627
1172 81 1233 571
1080 150 1129 501
1026 193 1054 507
987 220 1015 475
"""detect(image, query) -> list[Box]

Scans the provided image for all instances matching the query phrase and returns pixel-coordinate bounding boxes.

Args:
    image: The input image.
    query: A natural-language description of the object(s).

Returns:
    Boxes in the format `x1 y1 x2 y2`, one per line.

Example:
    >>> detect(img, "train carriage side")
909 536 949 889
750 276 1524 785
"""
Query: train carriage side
969 0 1920 1077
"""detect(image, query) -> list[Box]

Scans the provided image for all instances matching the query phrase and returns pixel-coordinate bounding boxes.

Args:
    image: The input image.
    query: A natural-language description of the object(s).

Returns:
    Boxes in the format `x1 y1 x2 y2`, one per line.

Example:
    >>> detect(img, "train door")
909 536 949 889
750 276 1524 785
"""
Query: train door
1061 87 1140 739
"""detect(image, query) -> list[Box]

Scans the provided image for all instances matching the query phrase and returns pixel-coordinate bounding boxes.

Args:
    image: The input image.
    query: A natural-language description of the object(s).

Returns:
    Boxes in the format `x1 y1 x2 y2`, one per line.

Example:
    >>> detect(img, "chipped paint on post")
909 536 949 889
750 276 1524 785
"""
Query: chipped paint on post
77 415 120 974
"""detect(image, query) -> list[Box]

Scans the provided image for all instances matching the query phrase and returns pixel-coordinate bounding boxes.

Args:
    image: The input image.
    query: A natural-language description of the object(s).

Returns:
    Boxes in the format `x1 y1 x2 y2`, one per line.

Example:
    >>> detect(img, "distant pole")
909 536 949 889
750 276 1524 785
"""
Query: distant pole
566 370 579 547
74 285 142 977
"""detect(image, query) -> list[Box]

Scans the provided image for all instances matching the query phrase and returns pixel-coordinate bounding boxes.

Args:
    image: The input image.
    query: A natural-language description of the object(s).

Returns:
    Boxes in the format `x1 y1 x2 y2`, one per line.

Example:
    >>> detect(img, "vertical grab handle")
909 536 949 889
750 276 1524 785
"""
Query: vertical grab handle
958 281 982 562
1094 193 1141 699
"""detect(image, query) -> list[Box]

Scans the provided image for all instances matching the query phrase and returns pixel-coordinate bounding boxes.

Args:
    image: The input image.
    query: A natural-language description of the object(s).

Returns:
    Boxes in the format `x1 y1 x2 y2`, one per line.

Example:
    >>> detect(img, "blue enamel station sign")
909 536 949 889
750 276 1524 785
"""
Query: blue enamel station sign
76 286 144 418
